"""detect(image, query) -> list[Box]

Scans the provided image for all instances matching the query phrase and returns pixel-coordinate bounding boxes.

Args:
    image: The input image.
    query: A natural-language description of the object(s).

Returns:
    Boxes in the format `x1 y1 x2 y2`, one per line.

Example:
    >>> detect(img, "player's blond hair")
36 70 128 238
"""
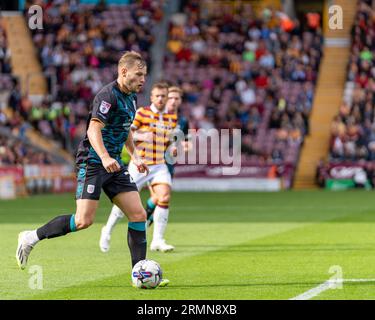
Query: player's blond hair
151 81 169 92
168 86 183 97
118 51 146 69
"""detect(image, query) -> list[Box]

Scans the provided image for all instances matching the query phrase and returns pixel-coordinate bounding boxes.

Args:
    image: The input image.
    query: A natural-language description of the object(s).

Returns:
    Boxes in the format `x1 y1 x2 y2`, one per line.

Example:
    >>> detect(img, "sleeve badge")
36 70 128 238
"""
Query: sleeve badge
99 101 112 114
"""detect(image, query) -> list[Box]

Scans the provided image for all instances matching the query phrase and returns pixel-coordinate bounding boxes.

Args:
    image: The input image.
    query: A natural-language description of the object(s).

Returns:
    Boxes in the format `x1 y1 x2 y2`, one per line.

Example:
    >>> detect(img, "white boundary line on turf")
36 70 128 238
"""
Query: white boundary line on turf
289 279 375 300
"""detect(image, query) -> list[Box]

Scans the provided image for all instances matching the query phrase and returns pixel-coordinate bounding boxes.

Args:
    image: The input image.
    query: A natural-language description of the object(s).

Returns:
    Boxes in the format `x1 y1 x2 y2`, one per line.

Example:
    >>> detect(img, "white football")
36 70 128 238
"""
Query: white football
131 259 162 289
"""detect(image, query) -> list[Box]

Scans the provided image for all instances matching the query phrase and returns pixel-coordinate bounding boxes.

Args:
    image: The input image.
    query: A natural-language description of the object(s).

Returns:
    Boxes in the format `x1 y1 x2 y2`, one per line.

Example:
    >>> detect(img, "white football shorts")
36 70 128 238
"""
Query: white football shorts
128 162 172 191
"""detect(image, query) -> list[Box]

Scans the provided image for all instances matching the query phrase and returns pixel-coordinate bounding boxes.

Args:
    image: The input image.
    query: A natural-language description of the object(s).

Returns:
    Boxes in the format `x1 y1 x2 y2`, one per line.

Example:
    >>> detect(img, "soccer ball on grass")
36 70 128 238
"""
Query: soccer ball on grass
131 259 162 289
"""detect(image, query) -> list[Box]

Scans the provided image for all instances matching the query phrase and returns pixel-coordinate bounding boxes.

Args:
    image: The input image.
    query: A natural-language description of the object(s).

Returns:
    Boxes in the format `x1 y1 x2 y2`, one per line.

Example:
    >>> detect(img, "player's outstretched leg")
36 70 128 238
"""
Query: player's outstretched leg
100 205 125 252
16 200 97 270
16 214 78 270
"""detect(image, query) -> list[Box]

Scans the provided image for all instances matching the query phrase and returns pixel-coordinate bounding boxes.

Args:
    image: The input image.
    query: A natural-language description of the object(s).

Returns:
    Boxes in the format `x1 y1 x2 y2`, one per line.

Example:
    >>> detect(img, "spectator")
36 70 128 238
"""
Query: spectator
329 0 375 164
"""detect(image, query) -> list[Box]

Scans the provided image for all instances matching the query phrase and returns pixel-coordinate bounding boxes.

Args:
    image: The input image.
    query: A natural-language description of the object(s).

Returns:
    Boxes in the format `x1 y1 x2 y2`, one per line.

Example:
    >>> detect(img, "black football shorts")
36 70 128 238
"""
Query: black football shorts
75 163 138 201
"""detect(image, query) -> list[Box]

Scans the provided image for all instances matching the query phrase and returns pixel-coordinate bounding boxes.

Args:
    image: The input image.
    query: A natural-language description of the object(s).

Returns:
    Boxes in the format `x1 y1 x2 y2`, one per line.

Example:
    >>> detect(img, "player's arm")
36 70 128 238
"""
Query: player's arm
88 92 120 173
87 119 120 173
125 130 149 174
166 137 178 157
166 120 180 157
181 117 192 152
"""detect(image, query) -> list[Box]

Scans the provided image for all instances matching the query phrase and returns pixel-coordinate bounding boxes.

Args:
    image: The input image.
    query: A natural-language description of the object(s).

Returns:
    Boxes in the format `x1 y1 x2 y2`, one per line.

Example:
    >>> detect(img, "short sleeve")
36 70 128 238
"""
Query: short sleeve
91 89 116 125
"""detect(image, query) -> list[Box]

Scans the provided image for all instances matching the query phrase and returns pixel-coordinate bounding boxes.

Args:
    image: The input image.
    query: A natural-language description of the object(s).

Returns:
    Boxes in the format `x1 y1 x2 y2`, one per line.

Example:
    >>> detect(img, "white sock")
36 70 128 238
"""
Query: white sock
105 205 125 234
152 205 169 242
25 230 39 247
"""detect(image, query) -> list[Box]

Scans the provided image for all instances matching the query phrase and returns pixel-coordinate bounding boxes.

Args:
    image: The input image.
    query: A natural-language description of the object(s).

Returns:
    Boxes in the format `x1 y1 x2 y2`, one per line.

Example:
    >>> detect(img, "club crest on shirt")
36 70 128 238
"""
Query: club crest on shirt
99 101 111 114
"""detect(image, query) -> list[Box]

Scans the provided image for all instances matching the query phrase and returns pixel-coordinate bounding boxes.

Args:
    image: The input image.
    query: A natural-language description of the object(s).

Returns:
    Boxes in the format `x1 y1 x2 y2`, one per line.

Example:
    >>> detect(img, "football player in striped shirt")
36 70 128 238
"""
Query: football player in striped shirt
146 86 189 227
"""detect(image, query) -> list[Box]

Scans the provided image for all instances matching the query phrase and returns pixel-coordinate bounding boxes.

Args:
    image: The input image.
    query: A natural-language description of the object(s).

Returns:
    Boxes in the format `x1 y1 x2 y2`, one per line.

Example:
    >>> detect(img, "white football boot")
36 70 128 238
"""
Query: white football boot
16 231 34 270
150 239 175 252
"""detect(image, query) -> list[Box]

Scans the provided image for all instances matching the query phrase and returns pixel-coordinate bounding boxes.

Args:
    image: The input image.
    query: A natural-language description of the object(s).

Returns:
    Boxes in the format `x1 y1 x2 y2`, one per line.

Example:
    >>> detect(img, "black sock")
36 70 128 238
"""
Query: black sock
127 222 147 267
36 214 77 240
146 206 154 220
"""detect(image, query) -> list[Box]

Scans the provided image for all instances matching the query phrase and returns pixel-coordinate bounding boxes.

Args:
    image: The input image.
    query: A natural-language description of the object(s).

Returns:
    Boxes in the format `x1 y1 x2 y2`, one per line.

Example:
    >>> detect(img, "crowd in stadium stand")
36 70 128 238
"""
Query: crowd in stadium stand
329 0 374 162
165 0 323 165
0 21 15 127
17 0 162 152
1 1 324 171
0 135 52 166
32 0 159 93
315 0 374 188
7 85 80 151
0 91 53 165
0 23 11 75
0 19 54 165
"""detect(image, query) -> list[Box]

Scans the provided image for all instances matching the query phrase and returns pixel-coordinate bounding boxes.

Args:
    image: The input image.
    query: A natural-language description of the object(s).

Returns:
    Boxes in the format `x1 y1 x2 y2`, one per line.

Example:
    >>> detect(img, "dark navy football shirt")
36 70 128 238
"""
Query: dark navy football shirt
76 81 137 165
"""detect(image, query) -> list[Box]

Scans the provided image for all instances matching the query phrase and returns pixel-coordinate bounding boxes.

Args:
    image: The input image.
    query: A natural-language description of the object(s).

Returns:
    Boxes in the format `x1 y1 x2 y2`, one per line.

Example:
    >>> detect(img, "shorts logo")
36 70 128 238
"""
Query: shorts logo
87 184 95 194
99 101 111 114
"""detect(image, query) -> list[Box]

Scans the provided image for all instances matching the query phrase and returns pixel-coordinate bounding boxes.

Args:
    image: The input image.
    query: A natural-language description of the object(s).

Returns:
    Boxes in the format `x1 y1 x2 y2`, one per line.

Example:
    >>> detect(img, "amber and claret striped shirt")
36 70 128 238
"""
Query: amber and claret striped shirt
132 105 178 165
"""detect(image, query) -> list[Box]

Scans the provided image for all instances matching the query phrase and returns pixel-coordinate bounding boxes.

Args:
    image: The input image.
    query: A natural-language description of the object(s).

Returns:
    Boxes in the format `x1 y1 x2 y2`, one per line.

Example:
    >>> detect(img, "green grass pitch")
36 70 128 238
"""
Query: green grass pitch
2 190 375 300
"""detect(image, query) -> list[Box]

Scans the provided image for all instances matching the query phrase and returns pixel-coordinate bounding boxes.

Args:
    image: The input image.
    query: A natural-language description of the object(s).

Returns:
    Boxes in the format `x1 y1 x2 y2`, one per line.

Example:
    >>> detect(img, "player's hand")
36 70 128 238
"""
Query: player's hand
171 146 178 157
133 158 150 175
101 155 121 173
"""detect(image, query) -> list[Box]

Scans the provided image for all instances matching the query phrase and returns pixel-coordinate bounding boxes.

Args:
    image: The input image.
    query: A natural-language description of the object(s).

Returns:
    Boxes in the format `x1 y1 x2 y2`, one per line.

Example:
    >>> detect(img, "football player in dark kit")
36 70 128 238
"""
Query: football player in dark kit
16 51 151 273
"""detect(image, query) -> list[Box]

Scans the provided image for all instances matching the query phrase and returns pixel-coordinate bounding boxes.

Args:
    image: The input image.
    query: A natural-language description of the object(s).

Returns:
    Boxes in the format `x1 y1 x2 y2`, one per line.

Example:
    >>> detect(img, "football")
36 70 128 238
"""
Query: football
131 259 162 289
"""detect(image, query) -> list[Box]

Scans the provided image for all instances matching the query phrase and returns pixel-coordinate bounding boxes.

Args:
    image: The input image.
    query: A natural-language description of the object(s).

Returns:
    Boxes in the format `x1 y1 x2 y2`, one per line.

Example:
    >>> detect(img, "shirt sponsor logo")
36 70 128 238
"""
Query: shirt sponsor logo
99 101 111 114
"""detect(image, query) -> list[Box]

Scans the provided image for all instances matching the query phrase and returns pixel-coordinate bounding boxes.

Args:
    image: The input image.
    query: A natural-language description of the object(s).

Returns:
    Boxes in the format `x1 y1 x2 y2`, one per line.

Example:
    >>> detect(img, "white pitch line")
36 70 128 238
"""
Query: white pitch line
289 279 375 300
290 280 335 300
343 279 375 282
